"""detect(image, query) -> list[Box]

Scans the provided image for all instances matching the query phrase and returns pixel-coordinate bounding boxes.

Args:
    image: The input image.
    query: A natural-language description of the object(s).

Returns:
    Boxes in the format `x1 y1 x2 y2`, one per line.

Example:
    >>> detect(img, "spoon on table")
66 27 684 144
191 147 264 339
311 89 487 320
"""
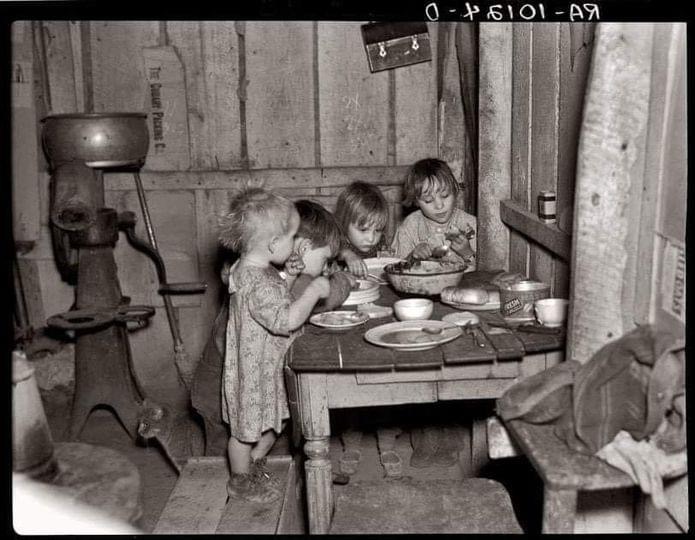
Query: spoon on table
463 322 486 348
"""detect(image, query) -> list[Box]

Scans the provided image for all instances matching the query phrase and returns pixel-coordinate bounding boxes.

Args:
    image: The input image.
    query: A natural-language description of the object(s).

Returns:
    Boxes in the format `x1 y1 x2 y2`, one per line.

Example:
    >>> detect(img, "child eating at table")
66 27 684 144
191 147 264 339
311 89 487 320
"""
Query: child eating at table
217 188 330 504
392 157 477 468
191 199 354 461
334 181 392 278
332 181 404 479
289 199 356 310
392 158 476 270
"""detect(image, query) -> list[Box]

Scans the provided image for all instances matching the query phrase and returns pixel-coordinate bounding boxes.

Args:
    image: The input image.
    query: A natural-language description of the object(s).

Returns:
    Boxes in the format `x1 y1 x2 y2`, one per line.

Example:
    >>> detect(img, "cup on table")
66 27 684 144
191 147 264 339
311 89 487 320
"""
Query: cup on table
534 298 569 327
393 298 433 321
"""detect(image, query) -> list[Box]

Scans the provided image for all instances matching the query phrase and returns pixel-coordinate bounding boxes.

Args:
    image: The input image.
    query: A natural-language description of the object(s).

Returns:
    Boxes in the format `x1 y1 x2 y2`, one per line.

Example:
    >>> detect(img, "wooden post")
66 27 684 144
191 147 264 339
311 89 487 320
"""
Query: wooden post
567 23 654 364
477 23 512 271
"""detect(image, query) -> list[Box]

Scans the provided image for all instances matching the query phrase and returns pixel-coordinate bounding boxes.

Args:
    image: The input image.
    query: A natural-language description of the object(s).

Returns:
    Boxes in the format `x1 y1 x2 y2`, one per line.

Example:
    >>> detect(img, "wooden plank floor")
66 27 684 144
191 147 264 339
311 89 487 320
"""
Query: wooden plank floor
154 455 304 534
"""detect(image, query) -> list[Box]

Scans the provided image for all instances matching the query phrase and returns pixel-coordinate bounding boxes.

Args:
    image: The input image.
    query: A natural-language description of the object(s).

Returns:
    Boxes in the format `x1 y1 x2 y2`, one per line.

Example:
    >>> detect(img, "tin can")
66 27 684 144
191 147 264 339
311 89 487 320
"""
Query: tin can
499 280 550 322
538 191 557 224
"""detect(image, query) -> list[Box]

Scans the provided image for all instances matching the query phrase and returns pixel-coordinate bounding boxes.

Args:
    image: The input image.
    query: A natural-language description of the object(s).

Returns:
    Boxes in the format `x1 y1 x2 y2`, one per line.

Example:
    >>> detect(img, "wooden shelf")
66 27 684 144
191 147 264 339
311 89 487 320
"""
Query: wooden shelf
500 199 571 261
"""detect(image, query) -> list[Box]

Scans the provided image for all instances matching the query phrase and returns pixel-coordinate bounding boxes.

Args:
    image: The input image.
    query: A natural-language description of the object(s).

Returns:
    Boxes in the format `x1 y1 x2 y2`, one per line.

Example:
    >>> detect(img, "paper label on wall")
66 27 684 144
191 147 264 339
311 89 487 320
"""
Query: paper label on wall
660 238 686 323
142 46 191 170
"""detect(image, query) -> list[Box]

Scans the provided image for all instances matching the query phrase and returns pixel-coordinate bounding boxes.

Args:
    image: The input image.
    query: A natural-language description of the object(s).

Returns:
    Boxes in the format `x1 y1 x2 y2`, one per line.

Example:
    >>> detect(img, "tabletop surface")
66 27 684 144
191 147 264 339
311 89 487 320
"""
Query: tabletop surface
289 271 565 372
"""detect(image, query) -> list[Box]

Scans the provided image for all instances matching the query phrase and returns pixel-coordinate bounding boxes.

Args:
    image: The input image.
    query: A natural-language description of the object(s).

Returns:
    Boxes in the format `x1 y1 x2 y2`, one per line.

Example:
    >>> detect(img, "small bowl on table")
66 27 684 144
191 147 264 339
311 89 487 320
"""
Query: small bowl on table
393 298 434 321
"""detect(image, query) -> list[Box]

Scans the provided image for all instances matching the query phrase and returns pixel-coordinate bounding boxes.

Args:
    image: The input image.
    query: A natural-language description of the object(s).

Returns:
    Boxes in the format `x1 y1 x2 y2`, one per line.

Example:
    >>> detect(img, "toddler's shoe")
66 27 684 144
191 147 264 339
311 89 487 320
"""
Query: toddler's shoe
226 472 281 505
339 449 362 475
379 449 403 478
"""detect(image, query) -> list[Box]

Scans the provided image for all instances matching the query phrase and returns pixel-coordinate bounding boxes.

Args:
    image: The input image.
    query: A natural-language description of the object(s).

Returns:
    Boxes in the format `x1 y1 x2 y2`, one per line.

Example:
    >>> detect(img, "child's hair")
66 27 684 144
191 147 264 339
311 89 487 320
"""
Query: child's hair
218 187 295 252
295 200 343 258
334 181 390 240
402 158 460 207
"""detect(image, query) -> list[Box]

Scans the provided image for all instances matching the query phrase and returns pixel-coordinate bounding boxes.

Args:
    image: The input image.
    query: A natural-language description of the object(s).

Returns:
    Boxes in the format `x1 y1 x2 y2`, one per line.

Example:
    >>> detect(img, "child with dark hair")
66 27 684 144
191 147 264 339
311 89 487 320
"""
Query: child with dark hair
393 158 476 269
392 158 477 468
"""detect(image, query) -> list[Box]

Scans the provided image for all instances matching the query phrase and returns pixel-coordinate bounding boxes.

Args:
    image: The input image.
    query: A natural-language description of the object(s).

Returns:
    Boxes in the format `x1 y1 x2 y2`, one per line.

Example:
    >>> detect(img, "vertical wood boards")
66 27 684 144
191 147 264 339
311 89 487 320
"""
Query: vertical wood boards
166 22 241 169
11 21 41 244
553 23 595 299
477 23 512 271
438 23 466 189
142 46 192 170
245 21 316 169
89 21 159 112
557 23 594 235
567 24 654 364
41 21 78 114
66 21 86 112
636 24 686 335
528 23 560 288
394 22 437 166
509 24 532 277
318 22 389 166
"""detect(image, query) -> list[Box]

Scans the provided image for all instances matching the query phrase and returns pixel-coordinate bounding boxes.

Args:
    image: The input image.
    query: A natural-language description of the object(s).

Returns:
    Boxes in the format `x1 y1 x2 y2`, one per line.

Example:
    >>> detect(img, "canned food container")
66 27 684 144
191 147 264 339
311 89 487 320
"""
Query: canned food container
499 280 550 321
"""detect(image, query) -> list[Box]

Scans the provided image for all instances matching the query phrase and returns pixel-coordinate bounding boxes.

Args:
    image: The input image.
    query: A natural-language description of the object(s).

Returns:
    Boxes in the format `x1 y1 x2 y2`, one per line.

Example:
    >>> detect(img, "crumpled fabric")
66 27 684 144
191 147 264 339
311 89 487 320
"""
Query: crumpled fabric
596 430 688 509
561 325 685 455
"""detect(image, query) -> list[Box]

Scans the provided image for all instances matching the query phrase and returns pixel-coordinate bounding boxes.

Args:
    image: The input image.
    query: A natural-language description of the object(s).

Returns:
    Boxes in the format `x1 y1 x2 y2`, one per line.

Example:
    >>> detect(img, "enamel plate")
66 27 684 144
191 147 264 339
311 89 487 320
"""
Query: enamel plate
364 320 462 352
310 310 370 329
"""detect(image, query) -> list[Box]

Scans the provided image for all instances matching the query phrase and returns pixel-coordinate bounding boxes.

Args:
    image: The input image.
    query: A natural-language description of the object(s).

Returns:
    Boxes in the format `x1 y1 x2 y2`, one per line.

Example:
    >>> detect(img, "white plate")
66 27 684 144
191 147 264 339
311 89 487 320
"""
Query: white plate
364 320 462 351
310 311 370 329
342 279 380 306
442 311 480 327
441 299 501 311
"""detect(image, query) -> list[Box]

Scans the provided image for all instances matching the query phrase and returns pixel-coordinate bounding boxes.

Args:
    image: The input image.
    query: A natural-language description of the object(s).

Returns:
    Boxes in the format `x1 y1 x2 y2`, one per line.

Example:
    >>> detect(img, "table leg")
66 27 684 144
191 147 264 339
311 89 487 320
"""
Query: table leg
542 487 578 533
304 438 332 534
297 373 332 534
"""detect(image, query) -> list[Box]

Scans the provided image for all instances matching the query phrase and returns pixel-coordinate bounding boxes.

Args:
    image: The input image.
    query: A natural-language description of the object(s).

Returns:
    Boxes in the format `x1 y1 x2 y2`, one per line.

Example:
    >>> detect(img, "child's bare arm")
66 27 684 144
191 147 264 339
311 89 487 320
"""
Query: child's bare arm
288 276 330 330
339 247 368 277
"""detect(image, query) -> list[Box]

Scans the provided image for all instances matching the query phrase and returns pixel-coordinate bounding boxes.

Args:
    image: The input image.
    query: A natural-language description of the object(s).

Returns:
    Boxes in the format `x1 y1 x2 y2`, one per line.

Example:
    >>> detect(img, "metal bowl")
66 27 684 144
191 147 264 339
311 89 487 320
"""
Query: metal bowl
385 260 467 296
41 112 149 168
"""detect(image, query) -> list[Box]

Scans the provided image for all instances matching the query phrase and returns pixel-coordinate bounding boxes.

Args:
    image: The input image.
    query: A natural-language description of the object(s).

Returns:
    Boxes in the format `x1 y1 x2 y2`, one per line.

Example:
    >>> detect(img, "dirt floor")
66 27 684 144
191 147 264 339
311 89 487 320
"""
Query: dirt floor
37 372 543 533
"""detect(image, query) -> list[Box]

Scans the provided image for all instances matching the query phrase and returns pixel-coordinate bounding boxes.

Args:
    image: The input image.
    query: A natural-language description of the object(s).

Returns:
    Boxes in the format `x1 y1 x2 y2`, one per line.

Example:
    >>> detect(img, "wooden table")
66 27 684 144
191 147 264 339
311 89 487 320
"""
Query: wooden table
503 419 636 533
287 282 566 534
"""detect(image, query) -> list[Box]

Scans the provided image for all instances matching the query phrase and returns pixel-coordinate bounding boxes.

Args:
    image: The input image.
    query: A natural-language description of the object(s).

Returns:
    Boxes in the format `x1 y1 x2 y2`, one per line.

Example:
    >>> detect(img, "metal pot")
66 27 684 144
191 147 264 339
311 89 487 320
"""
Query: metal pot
41 112 149 168
385 260 467 296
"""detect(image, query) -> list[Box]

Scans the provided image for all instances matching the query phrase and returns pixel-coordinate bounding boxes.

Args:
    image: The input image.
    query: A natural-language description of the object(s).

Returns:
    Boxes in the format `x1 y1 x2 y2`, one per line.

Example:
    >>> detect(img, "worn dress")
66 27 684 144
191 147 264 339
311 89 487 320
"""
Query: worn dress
391 207 477 270
222 262 295 443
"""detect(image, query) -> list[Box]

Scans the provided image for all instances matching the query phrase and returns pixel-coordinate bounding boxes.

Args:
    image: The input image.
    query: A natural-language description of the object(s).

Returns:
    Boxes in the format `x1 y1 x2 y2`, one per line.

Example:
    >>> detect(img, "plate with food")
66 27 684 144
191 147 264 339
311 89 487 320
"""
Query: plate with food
342 279 380 306
310 310 370 329
364 320 462 351
440 286 501 311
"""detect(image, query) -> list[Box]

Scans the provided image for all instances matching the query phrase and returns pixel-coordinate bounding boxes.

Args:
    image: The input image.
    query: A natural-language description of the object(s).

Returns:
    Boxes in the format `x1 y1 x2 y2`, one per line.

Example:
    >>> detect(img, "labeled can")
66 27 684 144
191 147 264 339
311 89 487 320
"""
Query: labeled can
499 280 550 322
538 190 557 224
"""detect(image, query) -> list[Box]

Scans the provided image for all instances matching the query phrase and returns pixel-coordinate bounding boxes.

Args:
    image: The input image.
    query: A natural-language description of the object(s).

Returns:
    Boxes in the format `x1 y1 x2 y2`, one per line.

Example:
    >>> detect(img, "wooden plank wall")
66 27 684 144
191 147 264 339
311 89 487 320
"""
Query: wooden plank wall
16 20 439 386
509 23 595 297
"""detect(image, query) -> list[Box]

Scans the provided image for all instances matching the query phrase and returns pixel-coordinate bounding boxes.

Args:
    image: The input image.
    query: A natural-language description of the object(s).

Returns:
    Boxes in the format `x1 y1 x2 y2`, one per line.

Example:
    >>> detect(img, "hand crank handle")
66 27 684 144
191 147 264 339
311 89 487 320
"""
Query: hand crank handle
119 211 168 284
119 211 207 295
